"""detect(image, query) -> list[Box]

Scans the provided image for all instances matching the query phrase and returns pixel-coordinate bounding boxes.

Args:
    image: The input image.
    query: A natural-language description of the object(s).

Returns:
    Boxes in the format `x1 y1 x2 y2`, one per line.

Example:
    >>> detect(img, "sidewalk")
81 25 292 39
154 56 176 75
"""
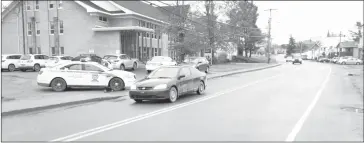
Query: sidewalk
1 63 281 117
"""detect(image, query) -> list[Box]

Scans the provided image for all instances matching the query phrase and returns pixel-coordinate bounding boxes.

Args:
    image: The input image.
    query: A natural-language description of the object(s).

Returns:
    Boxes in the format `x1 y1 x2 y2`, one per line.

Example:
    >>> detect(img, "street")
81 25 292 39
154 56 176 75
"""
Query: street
2 61 363 141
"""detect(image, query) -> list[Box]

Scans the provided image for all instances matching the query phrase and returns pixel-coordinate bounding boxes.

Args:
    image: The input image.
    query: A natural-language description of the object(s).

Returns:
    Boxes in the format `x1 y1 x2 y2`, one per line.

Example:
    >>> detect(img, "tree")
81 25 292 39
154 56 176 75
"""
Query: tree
286 36 296 56
349 21 363 42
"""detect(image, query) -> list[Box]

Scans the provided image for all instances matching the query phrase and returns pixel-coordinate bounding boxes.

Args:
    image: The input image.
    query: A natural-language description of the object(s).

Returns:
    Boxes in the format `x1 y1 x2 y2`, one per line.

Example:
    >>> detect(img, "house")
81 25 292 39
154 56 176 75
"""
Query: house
336 41 359 57
1 1 190 62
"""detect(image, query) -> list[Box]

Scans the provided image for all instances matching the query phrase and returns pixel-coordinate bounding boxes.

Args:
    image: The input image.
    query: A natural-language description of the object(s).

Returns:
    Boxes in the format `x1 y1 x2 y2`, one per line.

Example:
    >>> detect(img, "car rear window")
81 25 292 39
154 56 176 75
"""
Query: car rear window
20 55 32 60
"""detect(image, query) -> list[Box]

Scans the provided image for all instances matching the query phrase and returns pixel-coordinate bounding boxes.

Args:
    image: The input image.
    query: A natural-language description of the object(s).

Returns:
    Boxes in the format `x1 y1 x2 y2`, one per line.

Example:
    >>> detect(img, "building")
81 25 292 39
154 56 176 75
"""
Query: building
336 41 360 58
358 37 363 59
1 1 190 62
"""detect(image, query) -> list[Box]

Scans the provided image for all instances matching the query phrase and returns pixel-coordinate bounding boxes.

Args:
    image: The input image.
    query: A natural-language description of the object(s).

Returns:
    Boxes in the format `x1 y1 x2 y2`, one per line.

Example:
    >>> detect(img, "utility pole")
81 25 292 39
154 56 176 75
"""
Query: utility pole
21 1 26 54
338 31 342 57
265 8 277 64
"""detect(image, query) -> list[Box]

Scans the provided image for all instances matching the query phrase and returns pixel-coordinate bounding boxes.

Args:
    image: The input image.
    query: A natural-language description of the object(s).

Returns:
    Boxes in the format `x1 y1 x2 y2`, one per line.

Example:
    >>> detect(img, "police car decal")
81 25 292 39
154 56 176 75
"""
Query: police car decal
92 74 99 82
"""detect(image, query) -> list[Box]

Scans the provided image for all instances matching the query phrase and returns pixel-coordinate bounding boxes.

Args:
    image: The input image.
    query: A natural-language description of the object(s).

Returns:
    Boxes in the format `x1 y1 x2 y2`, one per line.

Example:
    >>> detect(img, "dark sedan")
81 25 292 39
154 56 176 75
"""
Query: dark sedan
180 57 210 73
129 65 207 103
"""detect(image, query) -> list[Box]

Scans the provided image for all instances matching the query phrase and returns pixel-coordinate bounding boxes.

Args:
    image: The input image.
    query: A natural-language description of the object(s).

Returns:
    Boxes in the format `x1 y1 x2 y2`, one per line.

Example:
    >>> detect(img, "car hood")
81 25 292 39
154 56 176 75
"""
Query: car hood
135 78 174 87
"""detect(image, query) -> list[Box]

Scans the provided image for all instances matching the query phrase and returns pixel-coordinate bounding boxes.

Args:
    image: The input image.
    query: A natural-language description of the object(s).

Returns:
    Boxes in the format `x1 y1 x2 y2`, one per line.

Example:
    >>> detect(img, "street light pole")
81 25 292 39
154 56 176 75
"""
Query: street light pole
265 8 277 64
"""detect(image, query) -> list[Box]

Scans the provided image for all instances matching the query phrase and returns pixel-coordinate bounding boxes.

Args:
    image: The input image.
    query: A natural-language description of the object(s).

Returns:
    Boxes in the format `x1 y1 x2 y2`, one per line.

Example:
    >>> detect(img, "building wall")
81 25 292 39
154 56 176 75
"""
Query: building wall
109 18 133 27
1 3 24 54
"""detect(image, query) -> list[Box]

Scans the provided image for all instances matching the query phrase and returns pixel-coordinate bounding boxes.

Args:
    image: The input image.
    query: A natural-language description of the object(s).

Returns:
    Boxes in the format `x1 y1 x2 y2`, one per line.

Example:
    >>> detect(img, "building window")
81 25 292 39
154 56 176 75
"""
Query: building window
98 16 107 22
60 47 64 54
159 35 161 39
50 22 55 35
36 22 40 36
151 34 154 39
154 48 158 56
26 2 32 11
147 23 150 28
51 47 55 55
37 47 41 54
27 23 32 36
59 21 64 34
139 20 141 27
155 25 157 30
35 0 39 10
142 21 145 27
29 47 33 54
138 32 140 36
58 0 63 9
146 33 149 37
49 3 54 9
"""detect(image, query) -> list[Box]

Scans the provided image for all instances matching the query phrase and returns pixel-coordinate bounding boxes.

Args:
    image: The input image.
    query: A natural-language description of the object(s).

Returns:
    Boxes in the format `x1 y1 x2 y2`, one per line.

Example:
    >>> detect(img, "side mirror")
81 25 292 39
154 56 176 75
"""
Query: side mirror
178 75 186 80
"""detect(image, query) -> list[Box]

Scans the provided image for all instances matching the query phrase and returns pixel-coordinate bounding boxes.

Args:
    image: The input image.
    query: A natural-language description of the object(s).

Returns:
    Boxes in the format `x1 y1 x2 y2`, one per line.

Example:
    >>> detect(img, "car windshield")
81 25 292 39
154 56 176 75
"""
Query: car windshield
151 57 172 62
147 67 179 78
184 58 199 63
20 55 31 60
104 55 117 60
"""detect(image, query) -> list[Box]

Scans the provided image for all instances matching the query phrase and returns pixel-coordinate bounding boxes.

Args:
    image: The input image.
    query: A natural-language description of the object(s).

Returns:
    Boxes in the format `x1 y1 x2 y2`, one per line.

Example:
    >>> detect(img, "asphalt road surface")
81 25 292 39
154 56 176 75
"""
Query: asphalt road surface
2 61 363 141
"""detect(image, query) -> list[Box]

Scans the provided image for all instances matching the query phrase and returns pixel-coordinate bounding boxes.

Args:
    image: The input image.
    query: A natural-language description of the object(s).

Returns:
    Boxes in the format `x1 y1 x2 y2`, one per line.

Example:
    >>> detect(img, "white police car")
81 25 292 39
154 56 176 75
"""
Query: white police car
37 60 136 92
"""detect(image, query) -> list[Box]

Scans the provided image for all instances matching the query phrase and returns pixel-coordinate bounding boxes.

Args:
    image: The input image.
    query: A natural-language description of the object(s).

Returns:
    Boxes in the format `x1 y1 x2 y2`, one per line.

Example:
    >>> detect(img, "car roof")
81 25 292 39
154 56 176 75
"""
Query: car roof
2 54 22 56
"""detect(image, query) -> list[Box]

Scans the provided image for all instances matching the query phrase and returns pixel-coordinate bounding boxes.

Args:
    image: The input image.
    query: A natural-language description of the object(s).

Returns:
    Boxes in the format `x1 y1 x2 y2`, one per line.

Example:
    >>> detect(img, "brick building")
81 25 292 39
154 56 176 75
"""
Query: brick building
1 1 189 62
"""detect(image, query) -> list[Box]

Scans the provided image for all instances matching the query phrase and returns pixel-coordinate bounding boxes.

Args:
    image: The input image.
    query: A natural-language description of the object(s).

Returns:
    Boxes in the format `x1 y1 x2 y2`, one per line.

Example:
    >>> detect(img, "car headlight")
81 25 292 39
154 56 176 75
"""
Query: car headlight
130 84 137 90
154 84 167 90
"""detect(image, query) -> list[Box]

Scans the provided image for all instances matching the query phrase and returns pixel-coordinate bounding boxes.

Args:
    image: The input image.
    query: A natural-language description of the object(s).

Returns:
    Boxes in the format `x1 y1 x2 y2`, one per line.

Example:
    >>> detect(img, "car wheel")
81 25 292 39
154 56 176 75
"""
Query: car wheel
20 69 27 72
34 64 41 72
356 62 360 65
197 81 205 95
51 78 67 92
132 62 137 71
205 66 209 73
120 64 125 70
109 78 125 91
134 99 143 103
168 87 178 103
8 64 15 72
147 70 151 74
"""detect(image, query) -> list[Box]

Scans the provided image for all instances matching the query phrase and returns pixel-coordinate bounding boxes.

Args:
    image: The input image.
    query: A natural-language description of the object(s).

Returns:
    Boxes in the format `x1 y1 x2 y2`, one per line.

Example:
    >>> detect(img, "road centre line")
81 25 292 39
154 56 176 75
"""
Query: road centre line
285 67 332 142
51 73 284 142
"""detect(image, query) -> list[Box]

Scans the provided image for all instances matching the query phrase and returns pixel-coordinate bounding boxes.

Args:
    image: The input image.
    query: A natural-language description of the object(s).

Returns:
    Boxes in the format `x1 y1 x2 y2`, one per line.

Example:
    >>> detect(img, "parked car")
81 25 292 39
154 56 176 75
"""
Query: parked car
72 54 103 64
180 57 210 73
18 54 49 72
1 54 22 72
103 54 139 71
45 56 73 68
337 57 363 65
292 57 303 64
330 57 339 63
129 65 207 103
145 56 177 73
37 61 136 92
286 56 293 62
318 57 330 63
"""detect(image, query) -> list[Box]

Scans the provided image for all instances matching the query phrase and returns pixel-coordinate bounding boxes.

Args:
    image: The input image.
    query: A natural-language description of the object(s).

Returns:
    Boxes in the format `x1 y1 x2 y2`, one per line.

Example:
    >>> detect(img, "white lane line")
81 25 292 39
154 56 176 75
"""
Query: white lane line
285 67 332 142
51 73 284 142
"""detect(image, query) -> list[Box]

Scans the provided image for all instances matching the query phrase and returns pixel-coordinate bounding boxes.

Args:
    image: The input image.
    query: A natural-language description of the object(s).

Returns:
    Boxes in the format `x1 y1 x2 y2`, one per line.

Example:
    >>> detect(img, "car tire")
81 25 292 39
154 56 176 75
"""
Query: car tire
8 64 15 72
134 99 143 103
205 66 209 73
109 77 125 91
168 87 178 103
20 69 27 72
356 62 360 65
34 64 41 72
132 62 137 71
120 64 125 71
50 78 67 92
197 81 205 95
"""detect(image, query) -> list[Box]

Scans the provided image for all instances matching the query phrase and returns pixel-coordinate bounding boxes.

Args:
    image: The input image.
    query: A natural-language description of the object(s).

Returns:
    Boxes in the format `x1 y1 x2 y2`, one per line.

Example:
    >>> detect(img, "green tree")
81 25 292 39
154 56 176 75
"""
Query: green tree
349 21 363 42
287 36 296 56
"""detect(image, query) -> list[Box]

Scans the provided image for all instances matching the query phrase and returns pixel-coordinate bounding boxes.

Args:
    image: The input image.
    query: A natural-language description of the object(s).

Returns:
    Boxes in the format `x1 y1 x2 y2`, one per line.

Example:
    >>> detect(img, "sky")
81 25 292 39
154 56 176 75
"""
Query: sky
3 1 363 45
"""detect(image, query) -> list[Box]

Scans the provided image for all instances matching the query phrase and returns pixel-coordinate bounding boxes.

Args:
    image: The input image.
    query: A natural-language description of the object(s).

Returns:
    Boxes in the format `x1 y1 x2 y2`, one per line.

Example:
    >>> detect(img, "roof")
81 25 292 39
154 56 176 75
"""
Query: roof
337 41 357 48
113 1 169 22
78 1 125 14
92 26 154 32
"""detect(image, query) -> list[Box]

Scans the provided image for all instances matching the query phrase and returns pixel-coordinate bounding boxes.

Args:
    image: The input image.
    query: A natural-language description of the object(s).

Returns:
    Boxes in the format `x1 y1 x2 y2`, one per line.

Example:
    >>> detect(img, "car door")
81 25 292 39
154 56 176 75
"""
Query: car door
177 67 194 94
189 67 202 91
124 55 134 68
61 63 85 86
41 55 49 67
83 64 109 87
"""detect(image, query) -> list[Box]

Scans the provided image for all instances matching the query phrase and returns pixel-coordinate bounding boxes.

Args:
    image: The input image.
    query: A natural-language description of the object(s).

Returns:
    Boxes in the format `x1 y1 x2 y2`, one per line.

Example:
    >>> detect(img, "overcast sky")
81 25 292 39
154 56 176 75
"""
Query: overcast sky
3 1 363 45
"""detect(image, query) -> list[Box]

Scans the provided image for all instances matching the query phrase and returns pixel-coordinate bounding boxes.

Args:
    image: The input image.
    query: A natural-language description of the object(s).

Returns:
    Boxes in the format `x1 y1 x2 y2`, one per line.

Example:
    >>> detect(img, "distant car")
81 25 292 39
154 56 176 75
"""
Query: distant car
145 56 177 73
45 56 73 68
72 54 103 64
318 57 330 63
1 54 22 72
18 54 49 72
338 57 362 65
103 54 139 71
292 57 303 64
286 56 293 62
329 57 339 63
37 61 136 92
301 55 308 60
180 57 210 73
129 65 207 103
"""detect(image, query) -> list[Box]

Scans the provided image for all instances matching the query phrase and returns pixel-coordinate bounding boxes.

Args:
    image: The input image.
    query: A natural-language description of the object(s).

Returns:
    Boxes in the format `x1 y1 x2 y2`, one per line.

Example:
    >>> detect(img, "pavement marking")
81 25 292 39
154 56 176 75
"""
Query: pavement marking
51 73 284 142
285 67 332 142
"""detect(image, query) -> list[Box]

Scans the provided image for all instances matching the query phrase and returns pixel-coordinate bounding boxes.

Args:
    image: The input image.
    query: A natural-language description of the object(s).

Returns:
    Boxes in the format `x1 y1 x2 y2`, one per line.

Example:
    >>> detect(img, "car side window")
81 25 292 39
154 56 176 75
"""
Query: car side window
6 56 13 59
120 55 127 59
43 55 49 59
63 64 82 70
34 55 42 59
15 55 22 59
84 64 104 72
125 55 131 59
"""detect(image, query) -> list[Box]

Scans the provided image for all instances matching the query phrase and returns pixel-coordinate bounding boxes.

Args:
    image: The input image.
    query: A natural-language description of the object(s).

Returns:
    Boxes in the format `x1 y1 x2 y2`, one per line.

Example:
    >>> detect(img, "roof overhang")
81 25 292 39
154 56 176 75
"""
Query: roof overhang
92 26 155 32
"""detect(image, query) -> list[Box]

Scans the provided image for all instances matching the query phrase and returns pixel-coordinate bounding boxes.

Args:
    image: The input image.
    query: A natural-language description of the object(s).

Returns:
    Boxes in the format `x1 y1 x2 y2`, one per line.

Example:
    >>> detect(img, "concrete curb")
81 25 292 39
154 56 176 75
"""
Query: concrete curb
207 63 282 80
2 96 123 117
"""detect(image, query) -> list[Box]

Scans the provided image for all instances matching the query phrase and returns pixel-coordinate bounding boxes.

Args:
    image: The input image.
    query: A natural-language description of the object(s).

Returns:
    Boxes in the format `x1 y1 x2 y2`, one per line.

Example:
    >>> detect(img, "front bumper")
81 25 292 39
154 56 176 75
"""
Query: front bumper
129 89 170 100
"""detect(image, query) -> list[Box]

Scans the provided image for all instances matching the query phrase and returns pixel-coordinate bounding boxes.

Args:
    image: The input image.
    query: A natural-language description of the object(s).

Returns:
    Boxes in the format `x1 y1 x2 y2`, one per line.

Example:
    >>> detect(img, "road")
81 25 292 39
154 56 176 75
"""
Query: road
2 61 363 141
